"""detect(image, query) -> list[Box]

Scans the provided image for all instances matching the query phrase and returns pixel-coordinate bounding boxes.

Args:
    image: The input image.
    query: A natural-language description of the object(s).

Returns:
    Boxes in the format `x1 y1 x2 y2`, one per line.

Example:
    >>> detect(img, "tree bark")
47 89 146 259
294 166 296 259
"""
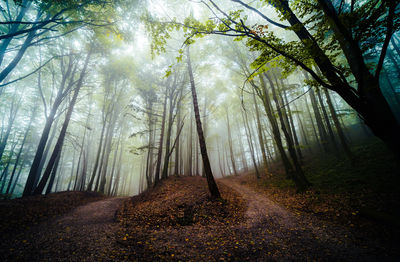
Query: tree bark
154 86 168 186
225 108 238 176
33 49 91 195
266 72 310 190
23 55 74 197
187 47 220 198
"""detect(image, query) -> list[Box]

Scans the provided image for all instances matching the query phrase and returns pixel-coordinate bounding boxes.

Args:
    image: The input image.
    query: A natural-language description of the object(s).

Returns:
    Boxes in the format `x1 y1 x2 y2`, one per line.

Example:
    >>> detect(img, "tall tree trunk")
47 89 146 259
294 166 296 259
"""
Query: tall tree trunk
187 48 220 198
87 116 106 191
0 96 20 160
174 96 182 176
33 50 91 195
23 55 74 197
162 88 176 179
225 109 238 176
291 0 400 159
258 74 294 176
252 91 268 170
323 88 353 159
45 151 61 195
98 116 116 193
0 138 18 193
5 108 35 195
187 108 193 176
241 108 260 179
266 73 310 190
0 0 31 66
67 152 76 191
10 146 32 196
279 81 303 161
308 82 330 152
217 137 225 177
34 115 60 189
154 86 168 186
237 130 248 171
316 87 339 154
293 102 311 154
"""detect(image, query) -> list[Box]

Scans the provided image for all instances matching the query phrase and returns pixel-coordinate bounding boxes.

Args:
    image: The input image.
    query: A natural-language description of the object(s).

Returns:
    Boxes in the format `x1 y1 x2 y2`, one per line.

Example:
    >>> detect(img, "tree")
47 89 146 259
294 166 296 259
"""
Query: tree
33 45 92 195
23 51 80 196
148 0 400 159
187 47 221 198
0 0 116 85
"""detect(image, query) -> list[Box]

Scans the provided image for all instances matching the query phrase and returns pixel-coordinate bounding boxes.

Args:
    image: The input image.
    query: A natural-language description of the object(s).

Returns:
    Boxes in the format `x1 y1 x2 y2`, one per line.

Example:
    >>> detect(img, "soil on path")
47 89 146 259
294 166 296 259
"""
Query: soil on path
219 176 389 261
2 196 127 262
2 176 398 261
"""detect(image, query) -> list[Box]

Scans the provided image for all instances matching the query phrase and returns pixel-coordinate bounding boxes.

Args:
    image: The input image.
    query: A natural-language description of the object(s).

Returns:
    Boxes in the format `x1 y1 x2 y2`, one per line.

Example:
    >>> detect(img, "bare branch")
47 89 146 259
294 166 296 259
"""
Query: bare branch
230 0 289 29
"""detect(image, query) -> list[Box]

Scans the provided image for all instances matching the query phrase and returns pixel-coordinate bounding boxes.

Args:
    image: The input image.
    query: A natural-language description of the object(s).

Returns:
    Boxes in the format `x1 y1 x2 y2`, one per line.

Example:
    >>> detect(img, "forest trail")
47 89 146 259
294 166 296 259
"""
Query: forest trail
219 177 295 227
218 176 378 261
2 196 128 261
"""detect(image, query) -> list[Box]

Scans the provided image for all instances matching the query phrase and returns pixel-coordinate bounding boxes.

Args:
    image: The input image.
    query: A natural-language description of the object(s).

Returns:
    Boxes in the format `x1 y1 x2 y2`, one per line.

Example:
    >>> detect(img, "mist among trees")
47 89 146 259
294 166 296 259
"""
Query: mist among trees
1 0 399 260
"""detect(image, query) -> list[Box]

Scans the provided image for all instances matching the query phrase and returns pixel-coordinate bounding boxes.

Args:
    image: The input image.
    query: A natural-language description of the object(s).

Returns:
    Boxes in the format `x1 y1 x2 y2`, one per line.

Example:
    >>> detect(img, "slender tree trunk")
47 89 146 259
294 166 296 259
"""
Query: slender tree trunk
0 0 31 66
174 87 183 176
187 48 220 198
225 109 238 176
187 108 193 176
154 86 168 186
323 88 353 159
45 151 61 195
87 117 106 190
241 108 260 179
23 55 74 197
293 102 311 154
237 130 248 171
0 96 20 160
309 86 330 152
267 73 310 190
5 107 35 195
67 152 76 191
217 137 225 177
280 81 303 161
162 89 176 179
252 91 268 170
316 87 339 154
34 115 60 189
10 145 32 196
98 116 116 193
33 50 91 195
0 138 18 193
258 74 294 176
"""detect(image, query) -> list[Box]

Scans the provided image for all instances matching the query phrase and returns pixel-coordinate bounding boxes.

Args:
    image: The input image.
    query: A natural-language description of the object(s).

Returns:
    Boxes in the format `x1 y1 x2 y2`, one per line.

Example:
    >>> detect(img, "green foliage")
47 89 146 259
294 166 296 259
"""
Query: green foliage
143 0 399 89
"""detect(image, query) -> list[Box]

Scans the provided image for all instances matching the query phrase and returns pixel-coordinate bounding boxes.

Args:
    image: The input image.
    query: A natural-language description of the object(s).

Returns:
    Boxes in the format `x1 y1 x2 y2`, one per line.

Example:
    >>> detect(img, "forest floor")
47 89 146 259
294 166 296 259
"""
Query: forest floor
115 175 398 261
1 167 399 261
0 192 125 261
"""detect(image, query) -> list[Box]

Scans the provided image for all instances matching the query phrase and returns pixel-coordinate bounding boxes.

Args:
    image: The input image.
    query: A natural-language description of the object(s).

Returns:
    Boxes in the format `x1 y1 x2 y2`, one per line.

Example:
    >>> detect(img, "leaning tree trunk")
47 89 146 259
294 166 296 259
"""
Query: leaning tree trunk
33 49 91 195
266 73 311 191
252 91 268 170
258 74 294 176
187 48 220 198
282 0 400 159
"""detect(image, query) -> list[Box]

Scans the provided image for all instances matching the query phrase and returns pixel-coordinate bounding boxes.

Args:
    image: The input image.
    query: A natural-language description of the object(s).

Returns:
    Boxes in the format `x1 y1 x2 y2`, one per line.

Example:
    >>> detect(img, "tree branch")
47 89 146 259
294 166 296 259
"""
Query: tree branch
375 1 396 79
0 54 67 88
230 0 289 29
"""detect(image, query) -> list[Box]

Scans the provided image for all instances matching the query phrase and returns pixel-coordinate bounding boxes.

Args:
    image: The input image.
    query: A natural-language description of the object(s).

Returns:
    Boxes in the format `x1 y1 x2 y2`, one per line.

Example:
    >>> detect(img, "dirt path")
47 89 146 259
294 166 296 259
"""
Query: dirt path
4 197 127 261
219 178 378 261
220 178 295 227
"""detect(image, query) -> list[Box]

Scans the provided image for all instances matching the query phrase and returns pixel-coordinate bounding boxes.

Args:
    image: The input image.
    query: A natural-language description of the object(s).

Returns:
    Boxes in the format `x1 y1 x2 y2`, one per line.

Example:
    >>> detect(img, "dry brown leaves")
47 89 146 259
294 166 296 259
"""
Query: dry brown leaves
0 191 104 234
116 176 249 261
